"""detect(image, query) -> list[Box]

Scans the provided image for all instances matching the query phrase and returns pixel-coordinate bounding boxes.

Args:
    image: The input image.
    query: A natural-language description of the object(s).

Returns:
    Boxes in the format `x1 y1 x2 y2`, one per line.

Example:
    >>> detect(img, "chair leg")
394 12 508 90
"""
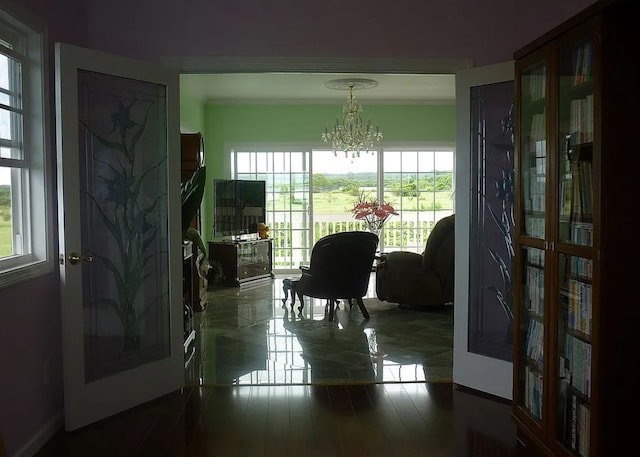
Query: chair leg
296 291 305 314
282 278 290 306
355 297 369 319
328 299 337 321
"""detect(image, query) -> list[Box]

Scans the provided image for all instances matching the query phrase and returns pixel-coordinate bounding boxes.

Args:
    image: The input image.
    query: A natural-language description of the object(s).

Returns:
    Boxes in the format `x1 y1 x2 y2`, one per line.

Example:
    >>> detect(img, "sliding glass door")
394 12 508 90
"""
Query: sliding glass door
310 149 378 241
234 149 310 271
232 145 454 272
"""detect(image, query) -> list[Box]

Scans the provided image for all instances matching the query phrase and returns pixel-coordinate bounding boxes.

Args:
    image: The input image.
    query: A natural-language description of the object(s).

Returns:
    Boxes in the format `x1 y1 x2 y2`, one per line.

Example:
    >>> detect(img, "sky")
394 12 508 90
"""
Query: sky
312 149 454 175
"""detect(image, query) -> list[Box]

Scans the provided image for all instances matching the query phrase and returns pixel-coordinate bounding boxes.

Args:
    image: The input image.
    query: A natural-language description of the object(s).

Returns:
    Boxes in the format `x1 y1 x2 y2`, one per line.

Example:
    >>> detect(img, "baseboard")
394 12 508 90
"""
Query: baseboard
12 411 62 457
453 382 512 405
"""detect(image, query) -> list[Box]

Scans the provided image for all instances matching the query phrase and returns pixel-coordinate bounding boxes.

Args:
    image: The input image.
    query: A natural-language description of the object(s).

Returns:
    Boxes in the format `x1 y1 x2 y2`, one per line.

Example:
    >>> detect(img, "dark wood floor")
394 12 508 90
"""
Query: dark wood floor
34 382 529 457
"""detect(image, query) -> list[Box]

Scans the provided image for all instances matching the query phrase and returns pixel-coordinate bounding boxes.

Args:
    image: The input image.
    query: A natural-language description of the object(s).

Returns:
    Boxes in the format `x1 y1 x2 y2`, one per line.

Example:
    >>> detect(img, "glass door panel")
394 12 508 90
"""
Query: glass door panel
311 148 378 242
235 150 310 270
558 36 594 247
519 63 546 239
556 253 592 455
519 246 545 421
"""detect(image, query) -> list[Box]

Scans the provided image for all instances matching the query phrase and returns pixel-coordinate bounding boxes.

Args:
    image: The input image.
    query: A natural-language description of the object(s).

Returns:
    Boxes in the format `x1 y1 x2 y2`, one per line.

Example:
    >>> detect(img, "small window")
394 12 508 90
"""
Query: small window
0 7 52 288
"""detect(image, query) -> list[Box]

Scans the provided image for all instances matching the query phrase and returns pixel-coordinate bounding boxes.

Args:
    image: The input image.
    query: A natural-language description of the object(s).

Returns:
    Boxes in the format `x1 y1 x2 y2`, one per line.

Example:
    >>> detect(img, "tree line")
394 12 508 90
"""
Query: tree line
311 172 453 197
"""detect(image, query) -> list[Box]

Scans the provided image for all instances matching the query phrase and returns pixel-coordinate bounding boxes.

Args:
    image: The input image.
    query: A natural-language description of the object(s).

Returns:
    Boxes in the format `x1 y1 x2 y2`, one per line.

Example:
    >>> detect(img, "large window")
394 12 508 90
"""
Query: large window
0 7 52 287
231 146 454 271
383 148 455 253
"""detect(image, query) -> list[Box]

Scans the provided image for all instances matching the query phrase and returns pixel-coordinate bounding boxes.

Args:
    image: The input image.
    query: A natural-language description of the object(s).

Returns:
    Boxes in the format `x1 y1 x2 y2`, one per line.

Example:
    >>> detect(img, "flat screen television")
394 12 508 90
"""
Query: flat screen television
213 179 266 239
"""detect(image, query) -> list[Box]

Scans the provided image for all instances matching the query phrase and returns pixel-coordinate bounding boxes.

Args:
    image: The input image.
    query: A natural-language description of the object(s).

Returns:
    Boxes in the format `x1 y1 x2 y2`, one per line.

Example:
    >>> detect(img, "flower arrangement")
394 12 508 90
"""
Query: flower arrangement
351 191 398 236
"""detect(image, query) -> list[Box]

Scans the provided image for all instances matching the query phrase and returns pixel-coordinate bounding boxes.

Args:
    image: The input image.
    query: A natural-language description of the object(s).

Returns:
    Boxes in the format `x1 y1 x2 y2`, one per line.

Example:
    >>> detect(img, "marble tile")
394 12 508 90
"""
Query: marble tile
187 274 453 386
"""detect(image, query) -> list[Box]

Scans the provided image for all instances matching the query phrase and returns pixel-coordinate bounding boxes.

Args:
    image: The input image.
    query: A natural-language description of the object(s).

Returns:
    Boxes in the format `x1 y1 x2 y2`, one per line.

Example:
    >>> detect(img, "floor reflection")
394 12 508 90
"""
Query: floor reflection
186 274 453 386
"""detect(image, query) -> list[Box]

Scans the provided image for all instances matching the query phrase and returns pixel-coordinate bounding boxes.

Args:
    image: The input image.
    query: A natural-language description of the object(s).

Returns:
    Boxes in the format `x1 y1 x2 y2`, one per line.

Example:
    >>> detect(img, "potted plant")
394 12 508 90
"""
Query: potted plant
180 166 210 280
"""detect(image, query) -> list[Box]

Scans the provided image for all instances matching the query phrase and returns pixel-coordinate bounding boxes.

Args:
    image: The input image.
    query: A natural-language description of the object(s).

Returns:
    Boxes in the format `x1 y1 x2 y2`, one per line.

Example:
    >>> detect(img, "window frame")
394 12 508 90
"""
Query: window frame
0 4 53 288
230 142 455 271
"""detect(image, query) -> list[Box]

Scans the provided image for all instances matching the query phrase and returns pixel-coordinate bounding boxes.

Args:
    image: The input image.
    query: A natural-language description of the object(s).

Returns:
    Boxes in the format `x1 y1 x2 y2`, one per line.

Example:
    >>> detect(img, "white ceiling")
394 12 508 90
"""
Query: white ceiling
180 72 456 105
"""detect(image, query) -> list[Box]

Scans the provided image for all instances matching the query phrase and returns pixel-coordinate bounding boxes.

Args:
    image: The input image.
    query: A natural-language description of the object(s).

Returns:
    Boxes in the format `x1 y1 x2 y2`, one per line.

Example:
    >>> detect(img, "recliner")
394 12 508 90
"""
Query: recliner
375 214 455 309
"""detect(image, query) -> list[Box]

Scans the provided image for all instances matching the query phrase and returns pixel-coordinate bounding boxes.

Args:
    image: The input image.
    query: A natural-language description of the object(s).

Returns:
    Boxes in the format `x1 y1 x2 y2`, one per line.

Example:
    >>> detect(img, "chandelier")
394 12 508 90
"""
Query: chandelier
321 78 383 159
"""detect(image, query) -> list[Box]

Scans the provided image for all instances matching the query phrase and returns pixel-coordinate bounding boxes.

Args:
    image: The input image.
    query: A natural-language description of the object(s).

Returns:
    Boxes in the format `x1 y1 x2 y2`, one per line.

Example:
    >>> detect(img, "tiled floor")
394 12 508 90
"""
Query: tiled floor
186 273 453 386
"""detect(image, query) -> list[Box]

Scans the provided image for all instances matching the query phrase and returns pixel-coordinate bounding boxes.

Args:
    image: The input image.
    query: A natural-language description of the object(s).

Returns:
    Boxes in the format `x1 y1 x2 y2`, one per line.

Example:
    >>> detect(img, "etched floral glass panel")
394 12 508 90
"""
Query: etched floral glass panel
78 70 171 381
468 80 515 362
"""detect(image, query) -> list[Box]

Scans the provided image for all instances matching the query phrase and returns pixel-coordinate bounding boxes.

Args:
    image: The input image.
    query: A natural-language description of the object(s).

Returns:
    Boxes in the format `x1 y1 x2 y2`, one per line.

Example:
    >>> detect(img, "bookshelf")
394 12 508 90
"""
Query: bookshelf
512 1 640 456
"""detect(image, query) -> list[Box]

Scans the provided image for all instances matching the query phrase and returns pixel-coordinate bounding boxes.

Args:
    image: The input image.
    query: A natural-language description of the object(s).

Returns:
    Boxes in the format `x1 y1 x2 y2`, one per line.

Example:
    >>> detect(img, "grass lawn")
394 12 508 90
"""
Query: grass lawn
0 222 11 257
293 191 453 213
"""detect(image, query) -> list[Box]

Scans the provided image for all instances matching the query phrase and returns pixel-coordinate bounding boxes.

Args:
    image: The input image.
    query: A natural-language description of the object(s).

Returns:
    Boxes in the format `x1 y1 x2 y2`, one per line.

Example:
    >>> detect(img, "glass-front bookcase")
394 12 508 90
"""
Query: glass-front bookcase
554 33 595 457
516 58 547 427
514 1 640 456
520 62 547 241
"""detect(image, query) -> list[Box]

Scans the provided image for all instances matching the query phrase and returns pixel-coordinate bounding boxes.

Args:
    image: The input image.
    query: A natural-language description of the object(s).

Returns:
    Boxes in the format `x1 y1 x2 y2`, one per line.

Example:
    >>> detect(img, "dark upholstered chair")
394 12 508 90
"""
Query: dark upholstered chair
375 214 455 309
294 231 379 321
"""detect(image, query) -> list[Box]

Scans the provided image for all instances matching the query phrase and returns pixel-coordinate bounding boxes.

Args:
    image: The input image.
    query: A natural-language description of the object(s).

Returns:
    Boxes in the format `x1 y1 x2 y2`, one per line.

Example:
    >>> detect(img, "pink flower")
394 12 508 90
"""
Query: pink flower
350 192 398 234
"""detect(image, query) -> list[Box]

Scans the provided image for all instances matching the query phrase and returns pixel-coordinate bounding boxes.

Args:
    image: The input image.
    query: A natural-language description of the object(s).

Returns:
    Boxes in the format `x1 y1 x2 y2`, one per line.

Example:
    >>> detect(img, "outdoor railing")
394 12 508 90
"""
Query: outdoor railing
271 219 439 269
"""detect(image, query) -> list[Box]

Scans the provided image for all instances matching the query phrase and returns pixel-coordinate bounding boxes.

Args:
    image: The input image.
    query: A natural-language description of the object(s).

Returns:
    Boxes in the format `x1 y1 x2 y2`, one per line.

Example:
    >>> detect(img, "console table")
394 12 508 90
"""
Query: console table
208 238 273 286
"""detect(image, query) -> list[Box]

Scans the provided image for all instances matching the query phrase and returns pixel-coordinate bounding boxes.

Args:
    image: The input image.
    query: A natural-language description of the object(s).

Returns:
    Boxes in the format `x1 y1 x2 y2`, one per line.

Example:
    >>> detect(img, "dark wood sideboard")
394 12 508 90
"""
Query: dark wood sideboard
208 238 273 287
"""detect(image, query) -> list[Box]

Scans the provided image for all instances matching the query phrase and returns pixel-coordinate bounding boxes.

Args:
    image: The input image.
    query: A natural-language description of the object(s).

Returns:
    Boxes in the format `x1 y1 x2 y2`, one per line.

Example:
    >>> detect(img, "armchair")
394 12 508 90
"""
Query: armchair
375 214 455 309
294 231 379 321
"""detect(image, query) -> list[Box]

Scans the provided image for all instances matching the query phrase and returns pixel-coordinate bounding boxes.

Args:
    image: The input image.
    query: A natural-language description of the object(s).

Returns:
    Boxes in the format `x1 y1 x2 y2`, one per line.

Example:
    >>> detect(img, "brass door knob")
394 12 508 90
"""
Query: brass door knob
67 252 94 265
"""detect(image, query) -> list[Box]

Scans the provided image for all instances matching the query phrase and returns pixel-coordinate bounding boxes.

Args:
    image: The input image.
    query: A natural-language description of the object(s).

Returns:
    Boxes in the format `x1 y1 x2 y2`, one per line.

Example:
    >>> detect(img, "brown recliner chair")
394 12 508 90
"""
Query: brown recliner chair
375 214 455 309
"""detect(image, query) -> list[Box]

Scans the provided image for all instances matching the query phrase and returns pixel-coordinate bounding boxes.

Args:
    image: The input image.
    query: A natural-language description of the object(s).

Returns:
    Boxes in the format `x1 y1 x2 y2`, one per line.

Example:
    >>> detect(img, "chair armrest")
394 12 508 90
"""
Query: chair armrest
380 251 442 287
383 251 423 269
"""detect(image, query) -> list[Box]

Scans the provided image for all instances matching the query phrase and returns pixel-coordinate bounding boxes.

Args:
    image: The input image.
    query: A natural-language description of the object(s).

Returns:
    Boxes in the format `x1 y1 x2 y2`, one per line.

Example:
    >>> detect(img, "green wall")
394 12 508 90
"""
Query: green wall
180 102 456 242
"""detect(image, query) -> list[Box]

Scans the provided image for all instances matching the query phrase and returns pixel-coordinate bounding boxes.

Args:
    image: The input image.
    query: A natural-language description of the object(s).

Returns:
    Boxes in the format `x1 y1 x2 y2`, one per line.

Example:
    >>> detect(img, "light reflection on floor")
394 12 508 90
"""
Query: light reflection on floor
185 274 453 386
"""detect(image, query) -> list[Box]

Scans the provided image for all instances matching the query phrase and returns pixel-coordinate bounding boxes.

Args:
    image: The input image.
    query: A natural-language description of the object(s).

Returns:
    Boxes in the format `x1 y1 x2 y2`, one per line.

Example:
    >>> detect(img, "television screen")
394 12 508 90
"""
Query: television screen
213 179 266 238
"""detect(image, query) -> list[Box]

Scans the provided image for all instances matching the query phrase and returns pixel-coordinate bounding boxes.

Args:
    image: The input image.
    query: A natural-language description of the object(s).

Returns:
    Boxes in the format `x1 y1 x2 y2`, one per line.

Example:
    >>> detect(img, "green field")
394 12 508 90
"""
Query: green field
0 186 10 257
275 190 453 213
0 221 11 257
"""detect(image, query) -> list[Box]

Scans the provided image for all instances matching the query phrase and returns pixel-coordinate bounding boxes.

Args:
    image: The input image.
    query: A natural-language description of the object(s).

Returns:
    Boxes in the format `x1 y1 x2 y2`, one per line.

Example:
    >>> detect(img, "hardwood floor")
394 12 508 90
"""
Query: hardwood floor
33 276 529 456
35 382 527 457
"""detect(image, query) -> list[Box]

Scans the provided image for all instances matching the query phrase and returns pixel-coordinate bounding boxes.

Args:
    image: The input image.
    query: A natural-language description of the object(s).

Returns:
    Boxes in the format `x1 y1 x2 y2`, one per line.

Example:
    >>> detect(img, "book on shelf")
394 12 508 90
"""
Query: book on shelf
525 365 543 420
565 334 591 397
527 266 544 314
571 257 592 280
526 319 544 365
564 392 590 457
569 95 594 144
567 279 592 335
572 41 593 86
526 248 544 267
578 402 590 457
525 216 545 239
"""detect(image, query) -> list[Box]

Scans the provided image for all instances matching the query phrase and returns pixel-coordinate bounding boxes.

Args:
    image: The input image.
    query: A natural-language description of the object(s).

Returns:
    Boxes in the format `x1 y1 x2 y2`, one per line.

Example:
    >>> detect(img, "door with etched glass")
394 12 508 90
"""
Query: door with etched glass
56 43 183 431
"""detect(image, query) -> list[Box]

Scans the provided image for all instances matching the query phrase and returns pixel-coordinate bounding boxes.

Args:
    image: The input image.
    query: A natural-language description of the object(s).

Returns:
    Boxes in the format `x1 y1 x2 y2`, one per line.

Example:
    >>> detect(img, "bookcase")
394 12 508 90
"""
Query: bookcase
512 1 639 456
